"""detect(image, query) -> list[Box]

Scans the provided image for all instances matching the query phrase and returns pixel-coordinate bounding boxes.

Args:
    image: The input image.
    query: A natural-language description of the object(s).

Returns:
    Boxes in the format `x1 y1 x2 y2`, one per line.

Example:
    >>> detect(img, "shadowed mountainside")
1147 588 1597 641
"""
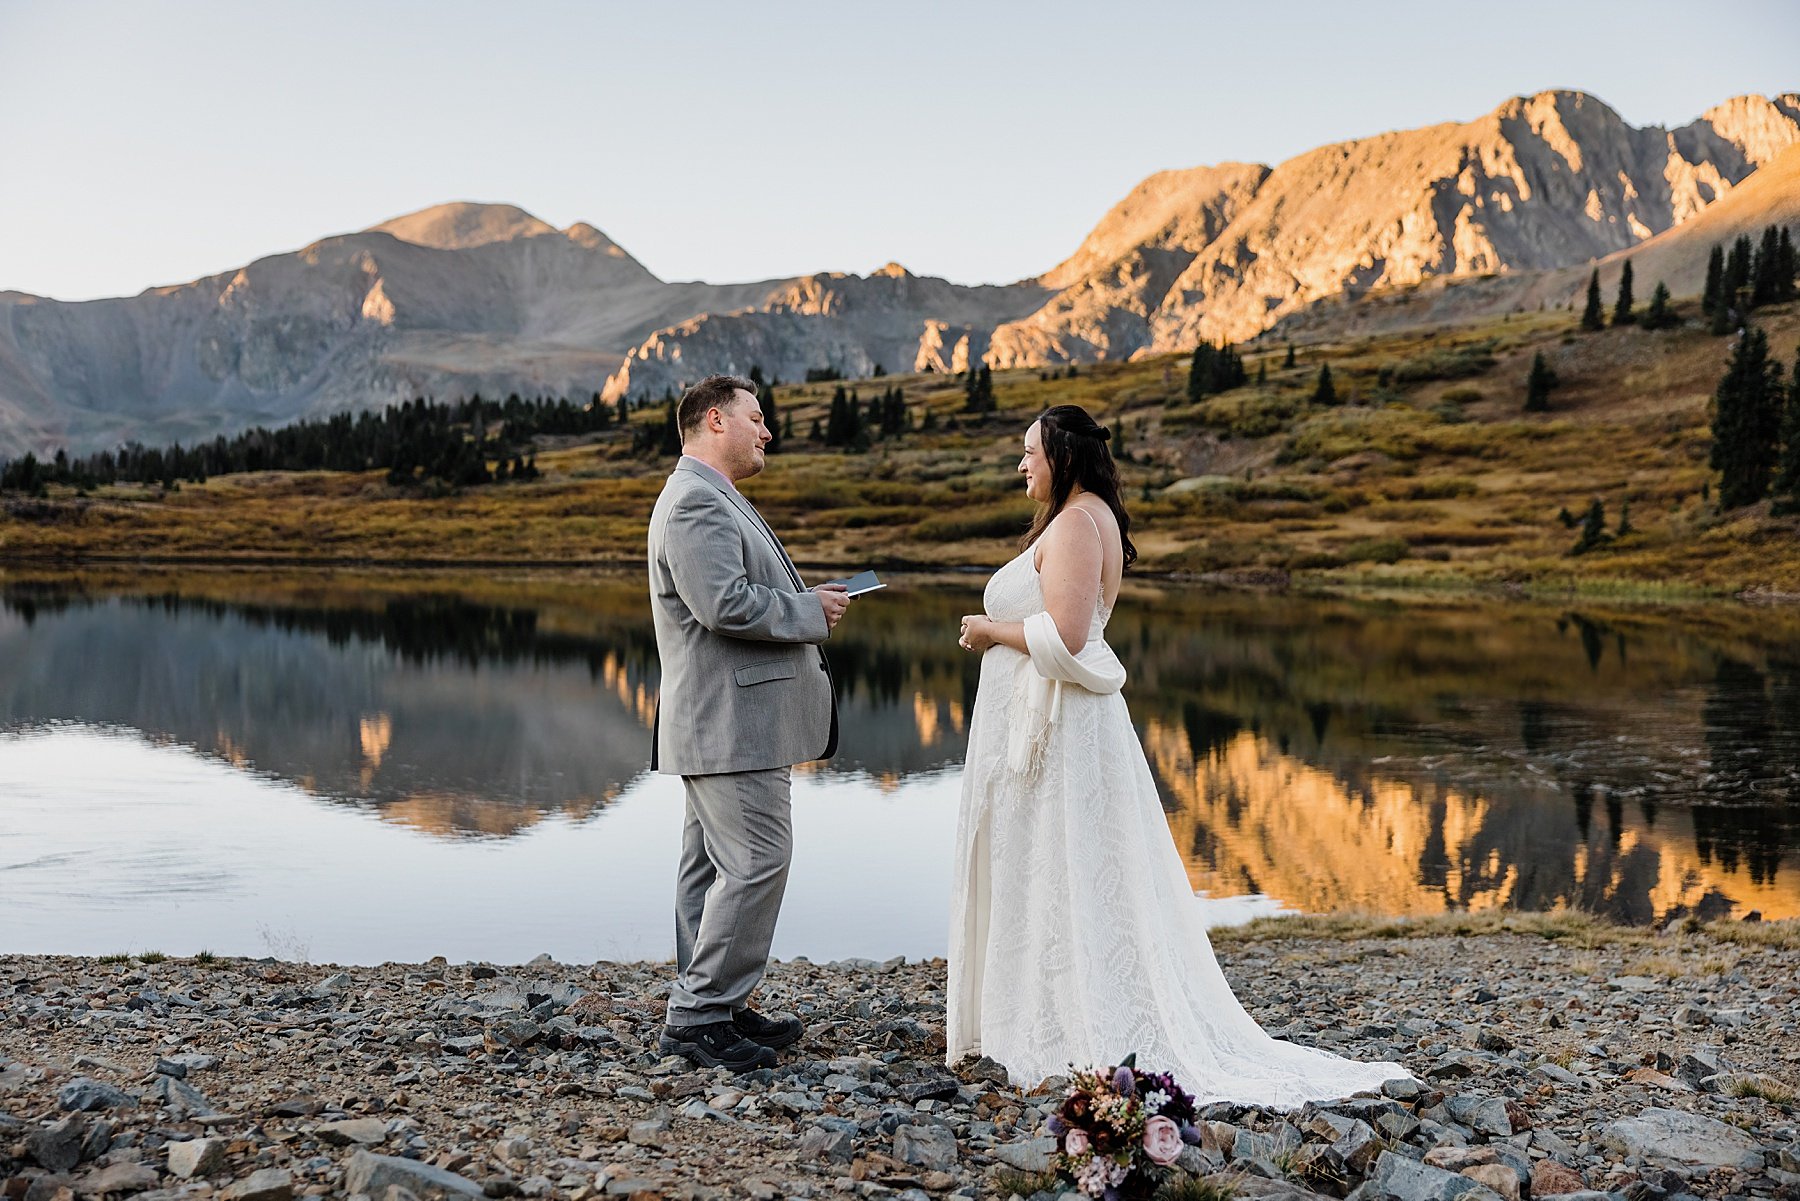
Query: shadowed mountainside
2 89 1797 459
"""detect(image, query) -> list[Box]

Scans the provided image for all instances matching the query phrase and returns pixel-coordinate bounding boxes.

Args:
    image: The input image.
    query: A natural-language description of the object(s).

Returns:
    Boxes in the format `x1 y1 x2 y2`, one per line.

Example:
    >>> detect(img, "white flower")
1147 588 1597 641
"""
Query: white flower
1144 1088 1170 1110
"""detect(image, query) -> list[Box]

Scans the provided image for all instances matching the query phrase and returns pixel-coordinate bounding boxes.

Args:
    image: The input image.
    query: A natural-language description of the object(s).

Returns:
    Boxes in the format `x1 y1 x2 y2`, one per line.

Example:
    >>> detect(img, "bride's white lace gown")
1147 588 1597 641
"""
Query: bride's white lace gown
947 546 1409 1105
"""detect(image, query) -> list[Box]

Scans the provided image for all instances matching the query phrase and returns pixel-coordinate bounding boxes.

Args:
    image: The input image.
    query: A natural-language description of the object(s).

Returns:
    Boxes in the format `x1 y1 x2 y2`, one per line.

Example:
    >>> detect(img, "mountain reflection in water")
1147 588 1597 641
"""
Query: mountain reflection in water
2 570 1797 927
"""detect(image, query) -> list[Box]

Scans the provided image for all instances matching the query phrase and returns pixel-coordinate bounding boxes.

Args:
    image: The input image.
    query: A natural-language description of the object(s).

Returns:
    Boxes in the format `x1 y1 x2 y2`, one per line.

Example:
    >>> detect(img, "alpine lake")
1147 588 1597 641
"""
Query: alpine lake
3 566 1797 964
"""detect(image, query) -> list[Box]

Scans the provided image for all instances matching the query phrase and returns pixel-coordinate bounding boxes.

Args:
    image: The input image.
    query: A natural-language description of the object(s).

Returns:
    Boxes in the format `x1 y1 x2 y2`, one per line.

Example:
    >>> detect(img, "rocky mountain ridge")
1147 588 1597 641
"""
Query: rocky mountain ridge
986 89 1800 365
2 88 1796 458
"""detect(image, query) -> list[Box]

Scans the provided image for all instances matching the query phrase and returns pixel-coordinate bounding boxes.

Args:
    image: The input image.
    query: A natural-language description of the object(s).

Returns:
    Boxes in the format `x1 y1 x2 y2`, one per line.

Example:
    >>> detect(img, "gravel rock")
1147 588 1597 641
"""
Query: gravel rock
1361 1150 1507 1201
893 1122 959 1170
1600 1107 1765 1171
220 1167 294 1201
2 931 1796 1200
343 1150 486 1198
26 1115 88 1172
992 1135 1058 1171
55 1077 136 1112
167 1135 229 1179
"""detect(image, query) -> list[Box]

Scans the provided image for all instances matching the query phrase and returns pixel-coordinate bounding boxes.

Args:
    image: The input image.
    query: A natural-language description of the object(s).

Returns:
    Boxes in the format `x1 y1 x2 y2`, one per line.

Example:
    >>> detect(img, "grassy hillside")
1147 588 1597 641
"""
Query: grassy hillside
2 296 1797 596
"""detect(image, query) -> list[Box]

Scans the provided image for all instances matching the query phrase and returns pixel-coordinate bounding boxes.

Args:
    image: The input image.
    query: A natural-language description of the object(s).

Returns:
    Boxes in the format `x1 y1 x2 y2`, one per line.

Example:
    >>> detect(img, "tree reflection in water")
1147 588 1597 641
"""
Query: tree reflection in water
2 571 1797 922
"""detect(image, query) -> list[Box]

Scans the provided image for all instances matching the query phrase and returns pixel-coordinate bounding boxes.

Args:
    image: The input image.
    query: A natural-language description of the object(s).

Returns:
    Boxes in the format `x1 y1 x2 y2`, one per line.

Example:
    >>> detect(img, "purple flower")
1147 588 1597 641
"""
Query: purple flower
1046 1114 1066 1136
1181 1122 1204 1145
1112 1065 1135 1097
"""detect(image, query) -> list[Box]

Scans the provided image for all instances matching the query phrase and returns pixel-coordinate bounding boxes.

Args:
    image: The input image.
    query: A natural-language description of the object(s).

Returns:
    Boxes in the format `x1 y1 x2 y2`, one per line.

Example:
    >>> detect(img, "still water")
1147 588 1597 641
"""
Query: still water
2 568 1797 964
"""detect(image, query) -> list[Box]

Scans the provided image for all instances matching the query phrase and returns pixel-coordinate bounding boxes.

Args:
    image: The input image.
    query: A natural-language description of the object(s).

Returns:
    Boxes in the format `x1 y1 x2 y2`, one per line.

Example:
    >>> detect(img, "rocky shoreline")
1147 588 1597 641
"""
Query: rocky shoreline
4 923 1797 1201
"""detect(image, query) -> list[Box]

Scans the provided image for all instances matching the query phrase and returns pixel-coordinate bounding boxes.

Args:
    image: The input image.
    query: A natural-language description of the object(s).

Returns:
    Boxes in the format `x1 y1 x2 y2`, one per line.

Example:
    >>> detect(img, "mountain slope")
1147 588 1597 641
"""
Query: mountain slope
601 264 1051 403
0 203 796 457
5 91 1799 460
0 201 1051 456
989 90 1800 363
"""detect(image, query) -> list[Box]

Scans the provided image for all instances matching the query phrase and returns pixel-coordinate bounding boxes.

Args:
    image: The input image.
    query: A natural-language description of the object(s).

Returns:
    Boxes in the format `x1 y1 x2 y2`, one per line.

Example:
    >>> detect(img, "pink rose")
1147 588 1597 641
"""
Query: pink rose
1064 1128 1090 1156
1143 1115 1182 1166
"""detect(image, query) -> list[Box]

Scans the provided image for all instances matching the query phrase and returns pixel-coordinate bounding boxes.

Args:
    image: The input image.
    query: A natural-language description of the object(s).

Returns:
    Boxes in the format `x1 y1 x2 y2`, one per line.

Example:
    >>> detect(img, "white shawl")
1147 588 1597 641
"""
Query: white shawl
1005 610 1127 778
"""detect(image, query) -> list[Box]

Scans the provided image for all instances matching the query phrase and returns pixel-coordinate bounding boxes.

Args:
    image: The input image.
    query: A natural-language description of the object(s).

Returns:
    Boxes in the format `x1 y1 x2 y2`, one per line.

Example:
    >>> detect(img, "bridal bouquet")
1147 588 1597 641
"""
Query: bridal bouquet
1045 1054 1202 1199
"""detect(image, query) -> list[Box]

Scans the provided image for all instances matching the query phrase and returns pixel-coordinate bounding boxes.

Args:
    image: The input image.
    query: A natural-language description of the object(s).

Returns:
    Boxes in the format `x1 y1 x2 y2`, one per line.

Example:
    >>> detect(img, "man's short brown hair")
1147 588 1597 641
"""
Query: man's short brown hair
677 374 758 442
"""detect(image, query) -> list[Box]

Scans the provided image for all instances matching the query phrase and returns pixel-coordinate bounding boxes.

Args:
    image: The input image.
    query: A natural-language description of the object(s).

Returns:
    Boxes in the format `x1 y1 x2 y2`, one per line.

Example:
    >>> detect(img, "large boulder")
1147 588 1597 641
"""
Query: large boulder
1600 1107 1764 1171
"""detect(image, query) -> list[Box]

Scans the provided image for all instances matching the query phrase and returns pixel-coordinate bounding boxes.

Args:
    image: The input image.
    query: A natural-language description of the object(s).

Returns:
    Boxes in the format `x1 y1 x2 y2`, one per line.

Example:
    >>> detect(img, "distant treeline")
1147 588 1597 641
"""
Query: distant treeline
0 392 623 496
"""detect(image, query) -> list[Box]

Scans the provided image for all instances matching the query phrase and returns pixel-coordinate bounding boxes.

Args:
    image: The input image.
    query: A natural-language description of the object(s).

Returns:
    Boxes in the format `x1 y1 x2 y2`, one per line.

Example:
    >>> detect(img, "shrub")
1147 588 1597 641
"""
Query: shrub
1390 346 1497 383
1387 477 1478 501
912 502 1034 542
1341 536 1409 564
1196 391 1303 438
1441 387 1484 404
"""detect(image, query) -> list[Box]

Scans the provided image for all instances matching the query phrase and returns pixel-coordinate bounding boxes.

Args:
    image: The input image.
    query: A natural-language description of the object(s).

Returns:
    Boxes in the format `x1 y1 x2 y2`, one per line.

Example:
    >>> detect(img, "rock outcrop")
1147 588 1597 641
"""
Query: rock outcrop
988 89 1800 363
4 90 1797 459
600 264 1049 404
0 203 791 457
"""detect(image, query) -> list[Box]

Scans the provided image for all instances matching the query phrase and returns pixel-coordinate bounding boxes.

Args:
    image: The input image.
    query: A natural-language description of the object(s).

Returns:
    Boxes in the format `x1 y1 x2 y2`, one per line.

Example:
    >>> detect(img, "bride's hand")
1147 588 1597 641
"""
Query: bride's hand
958 615 995 652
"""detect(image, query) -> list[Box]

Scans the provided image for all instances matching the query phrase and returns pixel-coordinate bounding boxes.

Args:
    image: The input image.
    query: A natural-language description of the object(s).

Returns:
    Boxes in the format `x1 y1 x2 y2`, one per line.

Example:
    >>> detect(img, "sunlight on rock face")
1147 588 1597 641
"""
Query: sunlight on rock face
1145 724 1800 923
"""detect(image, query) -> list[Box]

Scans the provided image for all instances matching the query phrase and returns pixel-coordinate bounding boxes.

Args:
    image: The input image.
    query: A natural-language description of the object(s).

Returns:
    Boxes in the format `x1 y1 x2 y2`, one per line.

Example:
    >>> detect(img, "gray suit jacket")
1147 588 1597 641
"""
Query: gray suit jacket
647 458 838 775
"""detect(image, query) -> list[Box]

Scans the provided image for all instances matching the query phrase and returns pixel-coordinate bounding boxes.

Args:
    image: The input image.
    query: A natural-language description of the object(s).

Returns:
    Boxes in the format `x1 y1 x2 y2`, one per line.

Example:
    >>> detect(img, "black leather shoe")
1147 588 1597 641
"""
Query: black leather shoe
658 1021 778 1072
732 1005 803 1050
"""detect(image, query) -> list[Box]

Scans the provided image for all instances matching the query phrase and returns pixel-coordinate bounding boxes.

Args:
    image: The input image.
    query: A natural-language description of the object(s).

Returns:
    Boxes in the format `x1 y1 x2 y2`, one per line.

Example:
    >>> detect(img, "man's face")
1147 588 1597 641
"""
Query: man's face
715 388 771 481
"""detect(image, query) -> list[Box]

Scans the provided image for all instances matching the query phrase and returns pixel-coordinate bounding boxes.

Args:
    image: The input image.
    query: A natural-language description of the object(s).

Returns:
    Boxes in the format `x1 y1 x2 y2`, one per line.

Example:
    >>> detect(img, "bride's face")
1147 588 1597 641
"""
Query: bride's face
1019 421 1050 502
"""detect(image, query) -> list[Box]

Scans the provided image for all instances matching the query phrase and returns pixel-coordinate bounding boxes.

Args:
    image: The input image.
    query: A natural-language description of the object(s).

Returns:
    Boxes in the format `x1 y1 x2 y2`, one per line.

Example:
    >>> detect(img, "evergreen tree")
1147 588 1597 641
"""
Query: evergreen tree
1571 498 1609 555
1525 351 1558 412
845 390 869 452
825 385 849 445
1256 360 1267 385
1612 261 1636 327
754 368 781 454
1284 342 1296 369
616 393 630 427
1312 363 1338 406
1752 225 1783 306
1710 290 1737 336
1779 226 1798 302
658 400 681 457
809 417 823 442
1710 325 1785 508
1642 281 1676 330
962 364 995 414
1723 234 1753 315
1186 343 1215 404
783 413 795 441
1580 270 1605 331
1702 244 1725 315
1616 498 1632 537
1774 348 1800 509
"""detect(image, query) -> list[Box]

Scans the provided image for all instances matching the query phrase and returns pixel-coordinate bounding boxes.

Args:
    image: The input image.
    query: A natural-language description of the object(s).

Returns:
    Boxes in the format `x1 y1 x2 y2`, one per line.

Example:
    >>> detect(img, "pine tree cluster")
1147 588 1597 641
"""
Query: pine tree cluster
1704 225 1798 334
0 393 591 495
1183 341 1248 405
961 365 996 415
814 383 909 453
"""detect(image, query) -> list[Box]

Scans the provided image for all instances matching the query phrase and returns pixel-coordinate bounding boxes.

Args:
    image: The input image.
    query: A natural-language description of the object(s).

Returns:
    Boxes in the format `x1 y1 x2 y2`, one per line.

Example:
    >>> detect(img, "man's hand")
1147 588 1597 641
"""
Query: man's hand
813 583 851 631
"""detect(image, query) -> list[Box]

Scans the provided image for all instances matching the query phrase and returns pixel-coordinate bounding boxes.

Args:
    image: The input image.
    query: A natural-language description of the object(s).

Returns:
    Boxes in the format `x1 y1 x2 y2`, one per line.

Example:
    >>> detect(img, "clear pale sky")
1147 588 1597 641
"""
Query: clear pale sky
2 0 1795 301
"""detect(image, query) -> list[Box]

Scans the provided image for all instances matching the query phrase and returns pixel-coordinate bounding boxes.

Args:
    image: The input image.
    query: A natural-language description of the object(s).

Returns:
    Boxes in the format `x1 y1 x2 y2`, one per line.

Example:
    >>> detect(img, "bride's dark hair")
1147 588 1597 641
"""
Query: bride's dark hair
1020 404 1138 568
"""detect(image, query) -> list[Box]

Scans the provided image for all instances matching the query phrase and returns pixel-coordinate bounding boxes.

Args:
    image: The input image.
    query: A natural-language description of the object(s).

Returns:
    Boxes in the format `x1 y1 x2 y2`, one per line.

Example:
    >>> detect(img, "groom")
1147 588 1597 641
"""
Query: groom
646 373 850 1072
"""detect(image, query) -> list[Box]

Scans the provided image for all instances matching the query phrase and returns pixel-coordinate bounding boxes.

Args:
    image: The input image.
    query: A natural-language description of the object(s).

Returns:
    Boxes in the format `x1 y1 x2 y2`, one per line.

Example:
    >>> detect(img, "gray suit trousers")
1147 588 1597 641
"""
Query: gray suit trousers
667 766 793 1025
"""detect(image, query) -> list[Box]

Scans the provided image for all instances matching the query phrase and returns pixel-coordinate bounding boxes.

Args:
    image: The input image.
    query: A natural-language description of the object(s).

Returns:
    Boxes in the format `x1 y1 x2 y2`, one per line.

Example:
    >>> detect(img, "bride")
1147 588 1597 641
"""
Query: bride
948 404 1408 1105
